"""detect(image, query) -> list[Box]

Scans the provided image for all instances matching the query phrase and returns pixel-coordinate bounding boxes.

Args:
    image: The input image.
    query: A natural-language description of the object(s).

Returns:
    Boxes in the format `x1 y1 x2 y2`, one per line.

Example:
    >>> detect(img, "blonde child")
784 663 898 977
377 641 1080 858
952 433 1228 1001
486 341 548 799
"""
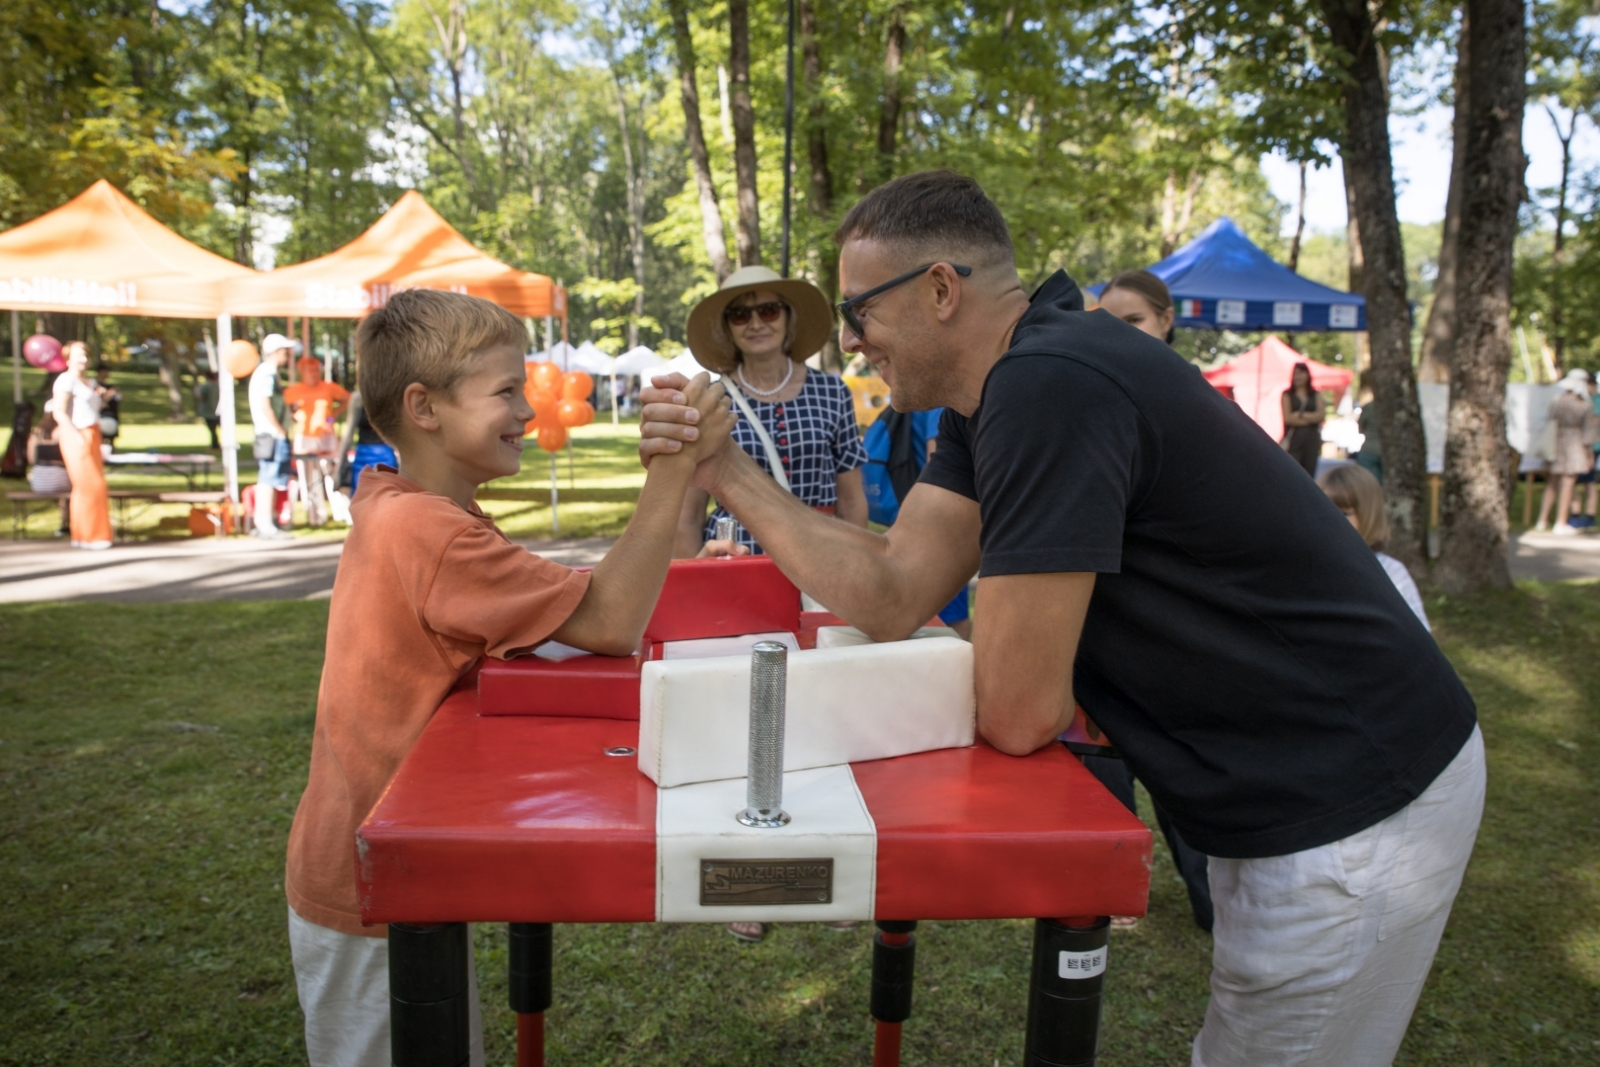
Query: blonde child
284 289 733 1067
1318 463 1429 630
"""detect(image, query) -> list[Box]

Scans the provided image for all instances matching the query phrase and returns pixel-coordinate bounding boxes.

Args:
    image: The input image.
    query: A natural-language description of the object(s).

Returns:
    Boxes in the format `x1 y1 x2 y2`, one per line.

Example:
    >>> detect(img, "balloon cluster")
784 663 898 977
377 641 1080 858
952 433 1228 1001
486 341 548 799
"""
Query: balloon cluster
524 362 594 451
22 335 67 373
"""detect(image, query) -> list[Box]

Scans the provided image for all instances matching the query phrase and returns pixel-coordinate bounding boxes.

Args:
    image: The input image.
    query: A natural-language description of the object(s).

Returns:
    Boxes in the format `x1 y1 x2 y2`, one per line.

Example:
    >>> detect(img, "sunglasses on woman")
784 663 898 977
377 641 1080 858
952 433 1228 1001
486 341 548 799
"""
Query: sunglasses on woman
724 301 787 326
836 262 972 341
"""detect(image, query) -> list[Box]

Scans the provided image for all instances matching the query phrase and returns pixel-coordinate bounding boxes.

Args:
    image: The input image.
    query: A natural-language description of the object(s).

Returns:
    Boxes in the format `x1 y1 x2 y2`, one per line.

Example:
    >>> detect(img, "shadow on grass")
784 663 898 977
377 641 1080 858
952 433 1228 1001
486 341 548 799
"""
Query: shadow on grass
0 585 1595 1065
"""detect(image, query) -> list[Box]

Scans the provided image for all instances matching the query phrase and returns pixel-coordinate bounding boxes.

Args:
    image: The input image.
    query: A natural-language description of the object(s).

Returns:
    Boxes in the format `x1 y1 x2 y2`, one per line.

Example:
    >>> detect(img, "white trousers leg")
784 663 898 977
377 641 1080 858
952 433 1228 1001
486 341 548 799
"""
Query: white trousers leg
289 907 485 1067
1193 726 1486 1067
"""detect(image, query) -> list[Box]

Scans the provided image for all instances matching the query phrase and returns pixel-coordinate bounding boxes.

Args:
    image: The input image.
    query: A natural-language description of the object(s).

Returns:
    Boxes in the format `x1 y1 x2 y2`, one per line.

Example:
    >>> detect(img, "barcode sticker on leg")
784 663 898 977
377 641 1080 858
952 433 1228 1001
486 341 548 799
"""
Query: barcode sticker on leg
1058 948 1107 979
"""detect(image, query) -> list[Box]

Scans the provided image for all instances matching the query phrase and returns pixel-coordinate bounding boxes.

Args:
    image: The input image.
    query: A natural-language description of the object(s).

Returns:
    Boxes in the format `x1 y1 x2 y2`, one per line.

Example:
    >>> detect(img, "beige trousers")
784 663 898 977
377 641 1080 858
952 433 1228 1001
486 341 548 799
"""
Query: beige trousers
1193 726 1486 1067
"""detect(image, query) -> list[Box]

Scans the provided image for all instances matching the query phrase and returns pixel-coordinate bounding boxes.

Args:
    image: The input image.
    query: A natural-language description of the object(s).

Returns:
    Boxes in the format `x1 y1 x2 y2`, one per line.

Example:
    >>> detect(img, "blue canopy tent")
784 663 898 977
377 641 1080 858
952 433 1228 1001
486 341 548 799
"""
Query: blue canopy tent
1090 217 1366 332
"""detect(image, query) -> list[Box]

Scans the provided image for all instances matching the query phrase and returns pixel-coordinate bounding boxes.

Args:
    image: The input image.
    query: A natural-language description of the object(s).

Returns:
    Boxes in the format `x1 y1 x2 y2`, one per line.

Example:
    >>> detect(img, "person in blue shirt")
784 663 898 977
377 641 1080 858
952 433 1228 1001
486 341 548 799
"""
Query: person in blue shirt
862 403 972 637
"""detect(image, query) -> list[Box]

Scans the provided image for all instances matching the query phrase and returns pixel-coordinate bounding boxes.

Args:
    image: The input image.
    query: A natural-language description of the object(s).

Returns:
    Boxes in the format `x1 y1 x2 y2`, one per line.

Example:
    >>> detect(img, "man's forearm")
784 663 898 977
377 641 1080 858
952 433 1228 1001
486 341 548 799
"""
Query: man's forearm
709 447 927 636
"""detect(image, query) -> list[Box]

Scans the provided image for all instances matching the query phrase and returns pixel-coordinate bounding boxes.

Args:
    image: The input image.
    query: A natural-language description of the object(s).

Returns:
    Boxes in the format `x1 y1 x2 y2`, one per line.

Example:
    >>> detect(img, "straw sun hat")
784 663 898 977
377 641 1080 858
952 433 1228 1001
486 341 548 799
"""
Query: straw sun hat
685 266 834 375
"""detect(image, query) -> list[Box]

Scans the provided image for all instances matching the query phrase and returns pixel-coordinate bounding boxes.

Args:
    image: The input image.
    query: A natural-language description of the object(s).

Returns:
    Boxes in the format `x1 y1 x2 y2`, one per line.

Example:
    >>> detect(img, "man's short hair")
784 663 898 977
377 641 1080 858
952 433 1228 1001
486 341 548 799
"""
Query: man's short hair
834 170 1014 268
356 289 526 443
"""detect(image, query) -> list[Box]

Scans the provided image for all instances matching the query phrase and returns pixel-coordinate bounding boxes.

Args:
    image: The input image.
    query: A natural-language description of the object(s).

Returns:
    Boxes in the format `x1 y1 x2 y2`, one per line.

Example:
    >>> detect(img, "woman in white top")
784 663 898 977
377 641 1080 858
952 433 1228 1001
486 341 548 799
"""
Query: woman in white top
50 341 113 549
1318 464 1429 630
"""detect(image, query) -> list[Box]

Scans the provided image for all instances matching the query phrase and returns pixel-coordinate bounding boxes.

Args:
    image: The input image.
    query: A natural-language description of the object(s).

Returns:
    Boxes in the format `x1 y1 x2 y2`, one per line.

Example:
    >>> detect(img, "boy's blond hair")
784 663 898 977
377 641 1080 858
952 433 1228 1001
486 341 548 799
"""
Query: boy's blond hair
1318 463 1390 550
355 289 527 443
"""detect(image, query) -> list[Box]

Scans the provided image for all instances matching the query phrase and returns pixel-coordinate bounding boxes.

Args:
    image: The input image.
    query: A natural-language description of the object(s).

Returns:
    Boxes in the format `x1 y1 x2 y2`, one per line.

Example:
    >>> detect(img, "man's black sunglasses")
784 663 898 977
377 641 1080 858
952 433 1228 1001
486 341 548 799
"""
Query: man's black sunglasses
836 263 972 341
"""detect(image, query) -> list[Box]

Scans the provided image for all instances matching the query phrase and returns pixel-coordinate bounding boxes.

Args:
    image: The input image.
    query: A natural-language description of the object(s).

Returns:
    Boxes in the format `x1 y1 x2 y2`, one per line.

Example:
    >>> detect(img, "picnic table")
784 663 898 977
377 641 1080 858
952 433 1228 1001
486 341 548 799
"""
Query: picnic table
105 452 220 490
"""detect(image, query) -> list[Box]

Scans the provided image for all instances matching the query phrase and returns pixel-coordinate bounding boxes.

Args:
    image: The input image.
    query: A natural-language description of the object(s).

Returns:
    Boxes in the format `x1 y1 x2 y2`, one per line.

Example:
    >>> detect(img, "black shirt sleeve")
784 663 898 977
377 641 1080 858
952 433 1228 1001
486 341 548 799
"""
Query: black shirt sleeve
926 354 1144 577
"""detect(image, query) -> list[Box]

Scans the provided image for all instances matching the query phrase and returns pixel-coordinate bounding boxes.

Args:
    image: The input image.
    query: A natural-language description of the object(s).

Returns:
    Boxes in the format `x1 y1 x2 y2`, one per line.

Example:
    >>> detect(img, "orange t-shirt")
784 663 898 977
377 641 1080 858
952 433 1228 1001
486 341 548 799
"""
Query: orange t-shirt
284 469 590 935
282 379 350 446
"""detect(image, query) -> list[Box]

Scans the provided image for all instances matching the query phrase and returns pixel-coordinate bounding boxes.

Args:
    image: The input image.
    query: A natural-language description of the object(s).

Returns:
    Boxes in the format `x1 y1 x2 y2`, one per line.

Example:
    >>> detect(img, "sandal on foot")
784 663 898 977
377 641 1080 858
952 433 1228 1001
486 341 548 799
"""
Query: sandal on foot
726 921 766 943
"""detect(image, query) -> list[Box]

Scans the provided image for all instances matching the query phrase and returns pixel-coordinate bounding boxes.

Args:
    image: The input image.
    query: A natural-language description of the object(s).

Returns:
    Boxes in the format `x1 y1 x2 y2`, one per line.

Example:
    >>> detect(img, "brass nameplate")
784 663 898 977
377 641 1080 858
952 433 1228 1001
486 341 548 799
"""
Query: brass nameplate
699 858 834 906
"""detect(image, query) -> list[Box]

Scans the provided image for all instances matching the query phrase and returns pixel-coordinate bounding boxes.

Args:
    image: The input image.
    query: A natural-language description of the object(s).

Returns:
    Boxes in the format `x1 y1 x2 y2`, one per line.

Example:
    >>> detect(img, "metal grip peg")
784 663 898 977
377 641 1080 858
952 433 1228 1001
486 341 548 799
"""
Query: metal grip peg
714 515 739 545
738 641 791 828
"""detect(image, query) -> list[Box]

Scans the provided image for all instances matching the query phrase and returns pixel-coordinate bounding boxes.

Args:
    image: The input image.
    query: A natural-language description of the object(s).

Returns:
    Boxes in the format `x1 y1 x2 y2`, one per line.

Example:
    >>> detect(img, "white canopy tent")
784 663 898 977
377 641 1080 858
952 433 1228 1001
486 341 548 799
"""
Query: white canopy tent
613 346 667 378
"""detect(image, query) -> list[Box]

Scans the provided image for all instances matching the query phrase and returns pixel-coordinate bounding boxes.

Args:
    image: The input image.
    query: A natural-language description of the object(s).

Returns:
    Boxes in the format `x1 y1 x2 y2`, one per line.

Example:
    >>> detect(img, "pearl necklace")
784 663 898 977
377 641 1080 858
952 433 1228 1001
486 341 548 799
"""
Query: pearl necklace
737 360 794 398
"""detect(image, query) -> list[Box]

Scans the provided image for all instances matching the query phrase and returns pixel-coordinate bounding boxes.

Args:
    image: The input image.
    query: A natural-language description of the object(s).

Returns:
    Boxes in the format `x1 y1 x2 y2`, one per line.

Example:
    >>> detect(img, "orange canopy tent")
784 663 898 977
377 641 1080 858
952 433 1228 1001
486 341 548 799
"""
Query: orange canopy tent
0 179 255 319
0 180 258 499
225 191 567 320
1201 335 1352 442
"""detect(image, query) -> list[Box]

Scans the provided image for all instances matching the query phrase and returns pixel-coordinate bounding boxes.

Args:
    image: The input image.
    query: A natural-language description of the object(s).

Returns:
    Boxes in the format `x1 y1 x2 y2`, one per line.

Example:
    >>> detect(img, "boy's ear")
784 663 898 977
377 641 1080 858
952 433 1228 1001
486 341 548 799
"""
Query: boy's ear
401 383 441 435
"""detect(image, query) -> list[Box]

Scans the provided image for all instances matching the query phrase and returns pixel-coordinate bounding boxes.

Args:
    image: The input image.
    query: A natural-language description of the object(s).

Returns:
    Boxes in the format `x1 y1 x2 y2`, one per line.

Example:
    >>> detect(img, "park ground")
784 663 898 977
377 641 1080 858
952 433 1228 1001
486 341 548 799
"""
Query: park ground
1 370 1598 1065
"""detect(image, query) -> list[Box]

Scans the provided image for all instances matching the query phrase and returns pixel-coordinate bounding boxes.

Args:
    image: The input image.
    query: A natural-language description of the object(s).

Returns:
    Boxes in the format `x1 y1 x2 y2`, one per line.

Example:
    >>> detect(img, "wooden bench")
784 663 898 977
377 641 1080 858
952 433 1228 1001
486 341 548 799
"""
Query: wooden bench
7 490 228 541
6 491 70 540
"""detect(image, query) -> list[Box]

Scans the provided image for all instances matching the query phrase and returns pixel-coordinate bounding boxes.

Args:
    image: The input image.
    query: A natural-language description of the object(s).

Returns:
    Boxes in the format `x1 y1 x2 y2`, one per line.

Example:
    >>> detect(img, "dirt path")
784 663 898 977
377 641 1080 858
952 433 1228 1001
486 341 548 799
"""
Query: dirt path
2 529 1593 604
0 535 616 603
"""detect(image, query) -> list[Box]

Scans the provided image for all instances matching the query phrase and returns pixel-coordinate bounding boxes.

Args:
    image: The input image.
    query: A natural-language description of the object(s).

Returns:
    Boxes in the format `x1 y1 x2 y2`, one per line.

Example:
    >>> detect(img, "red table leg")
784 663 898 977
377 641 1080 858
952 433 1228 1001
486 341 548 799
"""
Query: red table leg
509 923 552 1067
870 921 918 1067
515 1012 544 1067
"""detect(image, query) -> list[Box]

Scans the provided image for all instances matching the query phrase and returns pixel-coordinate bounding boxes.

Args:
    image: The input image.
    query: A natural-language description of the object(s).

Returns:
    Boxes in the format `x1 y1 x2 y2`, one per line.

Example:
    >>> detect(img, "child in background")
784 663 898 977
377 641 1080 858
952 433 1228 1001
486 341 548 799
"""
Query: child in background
1318 463 1429 630
284 289 734 1067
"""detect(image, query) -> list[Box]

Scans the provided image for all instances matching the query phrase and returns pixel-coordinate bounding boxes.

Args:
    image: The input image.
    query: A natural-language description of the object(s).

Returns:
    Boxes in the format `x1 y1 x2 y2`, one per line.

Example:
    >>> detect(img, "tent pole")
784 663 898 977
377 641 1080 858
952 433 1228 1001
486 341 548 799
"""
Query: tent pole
611 371 619 427
217 314 240 506
11 310 20 406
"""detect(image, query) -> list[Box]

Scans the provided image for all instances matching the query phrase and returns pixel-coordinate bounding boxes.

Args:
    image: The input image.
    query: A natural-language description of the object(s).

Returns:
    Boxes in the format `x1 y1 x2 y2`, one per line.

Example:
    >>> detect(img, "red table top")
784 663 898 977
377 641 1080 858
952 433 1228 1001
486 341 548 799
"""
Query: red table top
357 690 1153 926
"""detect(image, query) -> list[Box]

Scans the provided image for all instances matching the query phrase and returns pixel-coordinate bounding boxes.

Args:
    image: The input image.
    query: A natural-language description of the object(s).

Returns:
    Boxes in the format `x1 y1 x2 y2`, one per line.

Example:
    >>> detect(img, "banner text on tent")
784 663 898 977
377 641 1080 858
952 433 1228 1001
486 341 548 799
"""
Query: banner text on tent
0 277 137 309
305 282 469 311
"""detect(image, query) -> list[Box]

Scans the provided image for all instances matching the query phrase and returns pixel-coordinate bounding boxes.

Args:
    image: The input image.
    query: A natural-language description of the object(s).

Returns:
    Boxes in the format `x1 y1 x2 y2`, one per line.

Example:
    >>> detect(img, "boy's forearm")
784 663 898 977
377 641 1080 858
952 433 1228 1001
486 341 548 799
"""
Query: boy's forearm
551 454 695 655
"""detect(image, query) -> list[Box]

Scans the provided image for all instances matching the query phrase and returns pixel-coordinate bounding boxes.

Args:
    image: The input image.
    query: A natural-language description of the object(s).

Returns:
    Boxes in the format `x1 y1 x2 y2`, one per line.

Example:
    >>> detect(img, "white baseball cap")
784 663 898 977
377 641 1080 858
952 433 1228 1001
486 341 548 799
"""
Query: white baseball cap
261 333 302 356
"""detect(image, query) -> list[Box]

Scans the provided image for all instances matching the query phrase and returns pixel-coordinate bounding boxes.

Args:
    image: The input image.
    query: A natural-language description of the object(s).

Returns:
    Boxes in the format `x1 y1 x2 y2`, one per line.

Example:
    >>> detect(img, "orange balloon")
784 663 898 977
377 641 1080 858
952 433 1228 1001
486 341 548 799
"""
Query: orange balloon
537 424 568 452
224 339 260 379
561 370 594 401
532 361 563 393
557 398 595 428
531 394 560 423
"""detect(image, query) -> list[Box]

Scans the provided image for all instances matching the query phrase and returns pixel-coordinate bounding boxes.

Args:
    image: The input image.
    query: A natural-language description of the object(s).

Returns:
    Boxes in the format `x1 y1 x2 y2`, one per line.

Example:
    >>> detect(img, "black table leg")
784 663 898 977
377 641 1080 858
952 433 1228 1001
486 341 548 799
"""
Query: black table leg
389 922 471 1067
1023 916 1109 1067
871 919 918 1067
509 922 553 1067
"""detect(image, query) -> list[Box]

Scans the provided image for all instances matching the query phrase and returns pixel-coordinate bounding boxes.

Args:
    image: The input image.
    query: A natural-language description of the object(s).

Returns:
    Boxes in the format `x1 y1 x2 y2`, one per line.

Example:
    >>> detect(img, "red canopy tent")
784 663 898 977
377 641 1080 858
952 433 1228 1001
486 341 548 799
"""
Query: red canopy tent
1202 335 1352 443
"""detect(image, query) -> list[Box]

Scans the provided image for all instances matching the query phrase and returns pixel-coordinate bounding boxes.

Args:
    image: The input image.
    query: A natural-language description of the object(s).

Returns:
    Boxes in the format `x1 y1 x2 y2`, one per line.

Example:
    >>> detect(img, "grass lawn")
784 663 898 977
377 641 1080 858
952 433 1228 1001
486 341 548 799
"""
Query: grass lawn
1 584 1597 1065
2 368 650 541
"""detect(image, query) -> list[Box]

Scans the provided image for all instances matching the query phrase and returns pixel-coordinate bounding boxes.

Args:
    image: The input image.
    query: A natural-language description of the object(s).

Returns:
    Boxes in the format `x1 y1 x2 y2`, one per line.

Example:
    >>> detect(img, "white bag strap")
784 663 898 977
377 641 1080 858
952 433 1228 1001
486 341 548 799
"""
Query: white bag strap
722 377 792 493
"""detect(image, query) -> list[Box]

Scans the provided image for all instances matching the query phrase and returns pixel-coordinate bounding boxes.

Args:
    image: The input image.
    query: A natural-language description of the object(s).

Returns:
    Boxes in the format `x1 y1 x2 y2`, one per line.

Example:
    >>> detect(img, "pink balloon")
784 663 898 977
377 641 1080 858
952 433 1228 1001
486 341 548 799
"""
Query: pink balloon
44 355 67 373
22 334 61 369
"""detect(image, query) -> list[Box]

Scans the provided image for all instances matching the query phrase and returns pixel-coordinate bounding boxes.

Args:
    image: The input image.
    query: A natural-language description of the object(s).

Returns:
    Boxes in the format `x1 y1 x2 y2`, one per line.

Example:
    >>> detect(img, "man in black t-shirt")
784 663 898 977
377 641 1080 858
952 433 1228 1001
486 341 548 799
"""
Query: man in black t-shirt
639 171 1484 1066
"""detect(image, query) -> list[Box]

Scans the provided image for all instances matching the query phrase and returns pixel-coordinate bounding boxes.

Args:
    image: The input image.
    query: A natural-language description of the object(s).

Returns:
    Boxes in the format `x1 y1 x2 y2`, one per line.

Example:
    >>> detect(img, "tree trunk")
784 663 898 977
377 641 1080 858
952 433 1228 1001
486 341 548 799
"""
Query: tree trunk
1418 11 1470 385
728 0 761 266
157 349 187 418
1438 0 1525 594
1288 161 1308 271
611 78 648 349
1158 169 1201 257
877 6 907 180
1320 0 1429 569
800 0 843 372
667 0 732 282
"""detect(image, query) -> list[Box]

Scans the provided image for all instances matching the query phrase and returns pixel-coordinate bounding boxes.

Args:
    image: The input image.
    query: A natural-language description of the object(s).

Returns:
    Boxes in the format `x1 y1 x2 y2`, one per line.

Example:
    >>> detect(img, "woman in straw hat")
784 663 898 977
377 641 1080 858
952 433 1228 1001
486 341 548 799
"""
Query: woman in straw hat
675 266 868 561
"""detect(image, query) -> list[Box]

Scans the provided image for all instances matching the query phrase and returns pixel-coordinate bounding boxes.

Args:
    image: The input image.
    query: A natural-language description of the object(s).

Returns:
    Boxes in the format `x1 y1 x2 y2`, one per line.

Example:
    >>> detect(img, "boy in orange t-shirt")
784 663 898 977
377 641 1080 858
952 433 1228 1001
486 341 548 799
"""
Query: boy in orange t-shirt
284 289 733 1067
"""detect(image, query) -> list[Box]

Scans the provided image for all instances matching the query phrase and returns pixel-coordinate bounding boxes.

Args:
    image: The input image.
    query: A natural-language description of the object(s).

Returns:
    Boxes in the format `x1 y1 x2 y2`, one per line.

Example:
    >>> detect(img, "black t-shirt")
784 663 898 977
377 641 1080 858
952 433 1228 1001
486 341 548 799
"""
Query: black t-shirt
921 272 1476 859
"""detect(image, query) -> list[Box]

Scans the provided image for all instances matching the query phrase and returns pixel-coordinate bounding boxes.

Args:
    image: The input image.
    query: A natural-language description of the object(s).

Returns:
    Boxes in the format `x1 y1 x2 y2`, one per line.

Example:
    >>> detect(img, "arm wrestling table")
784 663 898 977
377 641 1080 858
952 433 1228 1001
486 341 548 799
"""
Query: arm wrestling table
357 557 1151 1067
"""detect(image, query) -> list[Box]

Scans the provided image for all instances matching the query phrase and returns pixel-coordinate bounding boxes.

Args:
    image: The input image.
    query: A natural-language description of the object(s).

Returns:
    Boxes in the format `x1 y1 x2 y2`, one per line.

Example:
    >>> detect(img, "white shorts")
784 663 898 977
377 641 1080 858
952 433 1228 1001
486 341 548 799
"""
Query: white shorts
1194 726 1486 1067
288 907 485 1067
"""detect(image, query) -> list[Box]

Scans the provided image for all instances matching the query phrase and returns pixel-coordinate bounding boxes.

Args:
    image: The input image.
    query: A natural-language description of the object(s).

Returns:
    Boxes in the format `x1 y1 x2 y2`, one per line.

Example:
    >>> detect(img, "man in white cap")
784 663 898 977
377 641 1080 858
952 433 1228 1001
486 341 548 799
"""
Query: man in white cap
251 333 299 539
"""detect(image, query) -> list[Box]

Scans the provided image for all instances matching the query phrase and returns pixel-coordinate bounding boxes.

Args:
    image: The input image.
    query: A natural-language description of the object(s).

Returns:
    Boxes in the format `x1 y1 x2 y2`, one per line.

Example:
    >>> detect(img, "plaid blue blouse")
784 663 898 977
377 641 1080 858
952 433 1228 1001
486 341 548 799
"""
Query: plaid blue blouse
705 370 868 554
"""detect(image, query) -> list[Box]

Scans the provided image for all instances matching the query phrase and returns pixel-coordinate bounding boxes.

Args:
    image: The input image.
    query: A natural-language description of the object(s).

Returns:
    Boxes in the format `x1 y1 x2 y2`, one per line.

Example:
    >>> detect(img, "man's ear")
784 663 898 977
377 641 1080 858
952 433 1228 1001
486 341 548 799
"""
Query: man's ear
929 262 964 323
401 382 441 434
